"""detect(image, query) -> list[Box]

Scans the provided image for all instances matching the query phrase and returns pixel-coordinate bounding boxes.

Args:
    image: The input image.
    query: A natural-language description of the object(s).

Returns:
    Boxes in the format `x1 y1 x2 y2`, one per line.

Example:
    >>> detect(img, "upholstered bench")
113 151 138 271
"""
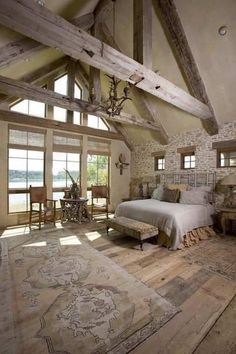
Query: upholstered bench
105 217 159 251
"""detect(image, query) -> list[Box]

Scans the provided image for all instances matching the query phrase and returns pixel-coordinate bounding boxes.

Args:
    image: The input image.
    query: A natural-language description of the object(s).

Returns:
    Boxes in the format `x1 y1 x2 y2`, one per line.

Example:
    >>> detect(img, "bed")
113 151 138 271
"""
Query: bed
115 172 216 250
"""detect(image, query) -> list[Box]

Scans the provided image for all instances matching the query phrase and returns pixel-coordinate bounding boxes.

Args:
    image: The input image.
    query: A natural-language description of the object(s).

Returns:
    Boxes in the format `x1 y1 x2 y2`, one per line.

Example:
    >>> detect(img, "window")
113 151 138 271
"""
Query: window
87 114 109 131
218 149 236 167
52 132 82 206
181 152 195 169
87 155 109 187
53 74 82 124
87 138 110 204
154 156 165 170
10 99 46 118
177 146 196 170
8 126 45 213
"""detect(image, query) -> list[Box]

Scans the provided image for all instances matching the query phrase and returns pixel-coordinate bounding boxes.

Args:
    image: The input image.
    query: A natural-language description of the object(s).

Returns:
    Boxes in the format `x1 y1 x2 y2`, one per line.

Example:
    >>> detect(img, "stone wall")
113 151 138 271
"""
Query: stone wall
131 122 236 208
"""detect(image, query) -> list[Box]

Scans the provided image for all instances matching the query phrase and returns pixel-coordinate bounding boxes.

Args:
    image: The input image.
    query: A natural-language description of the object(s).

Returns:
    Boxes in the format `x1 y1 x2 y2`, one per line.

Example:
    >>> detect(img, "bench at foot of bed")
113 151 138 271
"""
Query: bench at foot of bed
105 216 159 251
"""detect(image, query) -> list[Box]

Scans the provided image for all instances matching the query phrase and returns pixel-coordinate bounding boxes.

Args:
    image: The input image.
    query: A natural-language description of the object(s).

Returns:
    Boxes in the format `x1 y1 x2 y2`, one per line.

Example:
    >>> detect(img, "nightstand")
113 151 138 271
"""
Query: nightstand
220 207 236 235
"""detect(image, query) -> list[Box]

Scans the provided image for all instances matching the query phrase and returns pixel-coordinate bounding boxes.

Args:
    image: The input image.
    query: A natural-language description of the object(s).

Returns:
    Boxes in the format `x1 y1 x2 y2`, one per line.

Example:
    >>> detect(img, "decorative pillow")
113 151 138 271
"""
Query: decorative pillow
179 190 208 205
167 183 190 192
151 184 164 200
162 187 180 203
189 185 213 203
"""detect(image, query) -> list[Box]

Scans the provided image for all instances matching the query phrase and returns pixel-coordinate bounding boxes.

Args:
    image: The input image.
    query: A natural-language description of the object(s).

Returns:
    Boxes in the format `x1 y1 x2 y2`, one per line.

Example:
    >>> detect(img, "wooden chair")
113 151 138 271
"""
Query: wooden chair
29 185 57 229
91 185 109 219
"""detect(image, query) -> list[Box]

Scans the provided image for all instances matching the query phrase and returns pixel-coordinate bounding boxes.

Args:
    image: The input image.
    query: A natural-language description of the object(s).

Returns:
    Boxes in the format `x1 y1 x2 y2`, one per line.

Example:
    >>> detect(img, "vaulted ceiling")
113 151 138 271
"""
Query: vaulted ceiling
0 0 235 146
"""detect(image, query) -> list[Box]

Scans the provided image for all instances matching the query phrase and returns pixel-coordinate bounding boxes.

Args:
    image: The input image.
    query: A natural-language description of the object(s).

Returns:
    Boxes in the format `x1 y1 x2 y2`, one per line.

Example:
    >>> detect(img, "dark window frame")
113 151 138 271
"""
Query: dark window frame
217 147 236 168
154 156 165 171
181 151 196 170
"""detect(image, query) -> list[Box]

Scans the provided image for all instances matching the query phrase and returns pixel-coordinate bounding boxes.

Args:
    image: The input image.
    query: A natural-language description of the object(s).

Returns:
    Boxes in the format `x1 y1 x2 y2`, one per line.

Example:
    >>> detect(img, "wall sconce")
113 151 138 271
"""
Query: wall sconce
115 153 129 175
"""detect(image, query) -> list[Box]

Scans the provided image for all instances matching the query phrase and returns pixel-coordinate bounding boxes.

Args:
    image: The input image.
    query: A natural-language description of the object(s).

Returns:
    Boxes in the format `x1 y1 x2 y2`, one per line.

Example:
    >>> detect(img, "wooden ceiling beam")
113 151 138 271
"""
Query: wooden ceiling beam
133 0 152 69
153 0 218 135
0 0 213 120
0 56 68 105
100 23 169 145
0 12 94 69
0 109 123 141
0 75 162 132
91 14 134 150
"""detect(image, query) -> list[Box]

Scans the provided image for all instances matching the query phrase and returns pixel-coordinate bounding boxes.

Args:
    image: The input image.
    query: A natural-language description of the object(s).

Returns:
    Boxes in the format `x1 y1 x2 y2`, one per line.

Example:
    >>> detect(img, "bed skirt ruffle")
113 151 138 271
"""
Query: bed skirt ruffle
158 226 216 250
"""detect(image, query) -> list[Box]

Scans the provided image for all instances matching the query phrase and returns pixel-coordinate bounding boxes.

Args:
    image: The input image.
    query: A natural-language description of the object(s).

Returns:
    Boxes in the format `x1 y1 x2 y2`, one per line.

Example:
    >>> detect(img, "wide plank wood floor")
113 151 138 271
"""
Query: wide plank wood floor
73 221 236 354
1 220 235 354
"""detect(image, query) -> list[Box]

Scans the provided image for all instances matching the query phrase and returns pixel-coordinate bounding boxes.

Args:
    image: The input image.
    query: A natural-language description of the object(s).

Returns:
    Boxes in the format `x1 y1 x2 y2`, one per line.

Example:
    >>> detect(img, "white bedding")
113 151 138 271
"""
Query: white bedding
115 199 214 250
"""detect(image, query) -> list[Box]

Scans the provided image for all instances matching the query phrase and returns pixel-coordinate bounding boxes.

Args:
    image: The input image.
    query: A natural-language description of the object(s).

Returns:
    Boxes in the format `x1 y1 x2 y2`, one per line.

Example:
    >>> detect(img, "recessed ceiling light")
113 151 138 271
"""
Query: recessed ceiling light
218 25 228 36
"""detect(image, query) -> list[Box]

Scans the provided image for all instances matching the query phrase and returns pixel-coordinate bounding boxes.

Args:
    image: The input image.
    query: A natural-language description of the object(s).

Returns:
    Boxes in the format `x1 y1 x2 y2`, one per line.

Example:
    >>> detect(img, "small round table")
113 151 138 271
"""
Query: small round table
60 198 90 223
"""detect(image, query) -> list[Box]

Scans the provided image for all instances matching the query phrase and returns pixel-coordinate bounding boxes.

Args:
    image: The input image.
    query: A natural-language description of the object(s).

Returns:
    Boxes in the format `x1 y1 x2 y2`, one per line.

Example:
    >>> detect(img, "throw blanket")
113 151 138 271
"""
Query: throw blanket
115 199 214 250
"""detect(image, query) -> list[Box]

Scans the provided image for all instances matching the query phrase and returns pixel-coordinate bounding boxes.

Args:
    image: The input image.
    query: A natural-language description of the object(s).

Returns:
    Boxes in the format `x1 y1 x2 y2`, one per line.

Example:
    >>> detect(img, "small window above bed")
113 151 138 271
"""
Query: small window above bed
177 146 196 170
212 140 236 168
152 151 165 171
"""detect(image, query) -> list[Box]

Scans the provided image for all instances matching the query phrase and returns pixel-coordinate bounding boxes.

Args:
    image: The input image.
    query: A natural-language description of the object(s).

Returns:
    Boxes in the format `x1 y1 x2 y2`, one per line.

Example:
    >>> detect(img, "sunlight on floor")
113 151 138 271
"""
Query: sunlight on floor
85 231 102 241
59 235 81 245
0 225 30 238
23 241 47 247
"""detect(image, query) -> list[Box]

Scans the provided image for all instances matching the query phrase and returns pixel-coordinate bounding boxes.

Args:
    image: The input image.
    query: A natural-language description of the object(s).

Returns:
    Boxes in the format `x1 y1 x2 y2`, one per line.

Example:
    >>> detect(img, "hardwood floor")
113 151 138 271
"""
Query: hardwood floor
73 221 236 354
1 221 235 354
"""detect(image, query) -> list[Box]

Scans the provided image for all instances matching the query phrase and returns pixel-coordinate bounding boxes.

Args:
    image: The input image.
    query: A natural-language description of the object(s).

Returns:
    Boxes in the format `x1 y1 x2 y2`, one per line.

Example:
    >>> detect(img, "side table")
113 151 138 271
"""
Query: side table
60 198 91 223
220 207 236 235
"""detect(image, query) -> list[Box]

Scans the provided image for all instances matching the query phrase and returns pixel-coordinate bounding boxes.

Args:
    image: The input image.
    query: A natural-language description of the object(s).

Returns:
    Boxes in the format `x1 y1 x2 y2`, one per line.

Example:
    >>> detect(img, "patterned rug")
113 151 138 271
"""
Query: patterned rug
0 227 178 354
184 235 236 281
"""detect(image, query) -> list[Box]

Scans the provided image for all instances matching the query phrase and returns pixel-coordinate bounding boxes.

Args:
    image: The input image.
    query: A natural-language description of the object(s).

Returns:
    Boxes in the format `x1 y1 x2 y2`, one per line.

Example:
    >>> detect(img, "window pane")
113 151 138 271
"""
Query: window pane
53 152 67 161
9 157 27 189
67 153 80 162
54 74 67 95
190 161 196 168
53 161 66 188
184 162 190 169
67 161 80 184
74 83 81 99
27 159 44 188
53 106 67 122
73 111 81 125
98 119 108 130
191 155 196 162
230 158 236 166
9 148 27 158
10 100 29 114
88 115 98 129
184 156 190 162
28 150 44 159
88 154 97 163
9 193 27 213
98 168 108 185
28 100 45 118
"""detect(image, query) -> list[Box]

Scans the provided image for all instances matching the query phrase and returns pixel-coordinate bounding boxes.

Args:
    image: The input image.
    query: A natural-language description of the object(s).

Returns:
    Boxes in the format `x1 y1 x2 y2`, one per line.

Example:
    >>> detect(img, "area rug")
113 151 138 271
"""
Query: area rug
184 235 236 281
0 229 178 354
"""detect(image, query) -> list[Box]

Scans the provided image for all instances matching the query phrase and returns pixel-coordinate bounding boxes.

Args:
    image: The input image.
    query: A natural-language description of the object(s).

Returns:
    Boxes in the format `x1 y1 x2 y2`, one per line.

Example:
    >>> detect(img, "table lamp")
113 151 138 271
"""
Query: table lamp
221 174 236 207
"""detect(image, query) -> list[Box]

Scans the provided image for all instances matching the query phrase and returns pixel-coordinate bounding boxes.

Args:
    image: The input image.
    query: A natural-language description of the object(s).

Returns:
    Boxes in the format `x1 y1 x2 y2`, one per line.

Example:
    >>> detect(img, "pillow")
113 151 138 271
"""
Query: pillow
162 187 180 203
179 190 208 205
167 183 190 192
151 184 164 200
189 185 213 203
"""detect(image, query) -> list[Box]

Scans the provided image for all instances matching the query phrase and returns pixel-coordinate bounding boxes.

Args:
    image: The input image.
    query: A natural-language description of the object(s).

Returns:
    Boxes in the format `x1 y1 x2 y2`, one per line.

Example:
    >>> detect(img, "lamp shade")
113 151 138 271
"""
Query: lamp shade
221 174 236 186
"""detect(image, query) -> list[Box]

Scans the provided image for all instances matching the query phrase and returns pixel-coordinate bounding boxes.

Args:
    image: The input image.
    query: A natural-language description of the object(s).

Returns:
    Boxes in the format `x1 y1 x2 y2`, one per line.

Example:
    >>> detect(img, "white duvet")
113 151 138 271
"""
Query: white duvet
115 199 214 250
